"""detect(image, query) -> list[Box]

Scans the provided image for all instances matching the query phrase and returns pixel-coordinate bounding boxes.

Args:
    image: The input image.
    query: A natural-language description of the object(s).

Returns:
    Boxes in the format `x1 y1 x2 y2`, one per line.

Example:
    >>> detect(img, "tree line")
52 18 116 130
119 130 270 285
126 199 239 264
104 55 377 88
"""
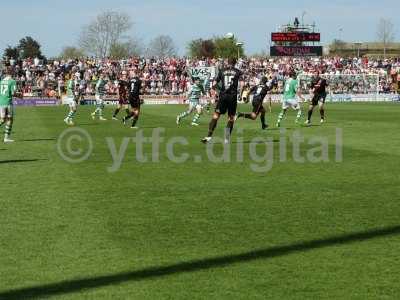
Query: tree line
2 10 243 60
2 12 396 60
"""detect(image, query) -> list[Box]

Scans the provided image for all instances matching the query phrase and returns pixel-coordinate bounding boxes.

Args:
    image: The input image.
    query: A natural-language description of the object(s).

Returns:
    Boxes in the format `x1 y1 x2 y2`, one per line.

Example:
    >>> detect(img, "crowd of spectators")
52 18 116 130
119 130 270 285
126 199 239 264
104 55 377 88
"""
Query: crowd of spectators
2 56 400 98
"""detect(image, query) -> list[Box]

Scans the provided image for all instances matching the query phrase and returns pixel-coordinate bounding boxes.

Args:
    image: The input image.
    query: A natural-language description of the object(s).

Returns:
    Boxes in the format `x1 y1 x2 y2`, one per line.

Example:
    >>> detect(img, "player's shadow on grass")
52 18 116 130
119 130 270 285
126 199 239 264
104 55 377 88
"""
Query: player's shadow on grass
232 139 280 144
1 225 400 300
21 138 56 142
266 127 294 131
77 123 100 126
0 159 47 165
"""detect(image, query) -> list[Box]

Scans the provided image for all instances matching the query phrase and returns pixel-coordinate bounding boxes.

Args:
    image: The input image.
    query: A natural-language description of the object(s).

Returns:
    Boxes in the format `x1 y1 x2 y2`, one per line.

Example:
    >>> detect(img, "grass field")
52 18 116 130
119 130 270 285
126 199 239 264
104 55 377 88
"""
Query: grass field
1 103 400 299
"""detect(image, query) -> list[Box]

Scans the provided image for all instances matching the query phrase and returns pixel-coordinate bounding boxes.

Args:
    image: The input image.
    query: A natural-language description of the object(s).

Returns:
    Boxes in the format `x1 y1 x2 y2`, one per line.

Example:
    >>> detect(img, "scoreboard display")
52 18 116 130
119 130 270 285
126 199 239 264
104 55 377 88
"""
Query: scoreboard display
271 32 321 42
270 46 323 57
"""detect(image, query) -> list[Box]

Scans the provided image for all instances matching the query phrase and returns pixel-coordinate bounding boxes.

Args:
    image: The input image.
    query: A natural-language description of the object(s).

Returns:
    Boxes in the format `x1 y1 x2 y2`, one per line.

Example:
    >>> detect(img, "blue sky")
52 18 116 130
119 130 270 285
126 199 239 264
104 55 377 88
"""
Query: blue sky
1 0 399 57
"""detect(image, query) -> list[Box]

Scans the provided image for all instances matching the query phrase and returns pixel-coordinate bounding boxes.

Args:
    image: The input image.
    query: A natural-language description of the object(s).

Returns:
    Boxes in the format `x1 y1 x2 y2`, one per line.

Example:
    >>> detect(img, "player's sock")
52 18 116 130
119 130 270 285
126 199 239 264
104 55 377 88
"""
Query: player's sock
67 111 75 120
226 120 234 135
4 123 12 139
207 119 218 137
307 109 313 121
237 112 244 119
296 110 302 123
244 113 253 119
277 111 285 124
178 111 189 119
96 103 104 116
113 108 120 117
192 113 201 124
260 113 266 126
224 120 234 142
320 108 325 120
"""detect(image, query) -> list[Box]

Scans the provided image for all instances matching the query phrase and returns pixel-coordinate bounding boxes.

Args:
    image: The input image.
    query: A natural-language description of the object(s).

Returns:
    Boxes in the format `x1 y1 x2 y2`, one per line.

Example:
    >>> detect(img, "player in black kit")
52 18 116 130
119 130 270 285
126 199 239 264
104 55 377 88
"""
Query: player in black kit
201 58 242 144
236 76 277 130
123 71 143 129
306 72 328 125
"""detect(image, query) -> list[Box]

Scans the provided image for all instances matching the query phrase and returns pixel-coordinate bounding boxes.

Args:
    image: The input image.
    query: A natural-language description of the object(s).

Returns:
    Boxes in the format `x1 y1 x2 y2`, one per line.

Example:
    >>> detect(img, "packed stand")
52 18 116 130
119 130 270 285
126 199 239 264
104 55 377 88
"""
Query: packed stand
1 56 399 98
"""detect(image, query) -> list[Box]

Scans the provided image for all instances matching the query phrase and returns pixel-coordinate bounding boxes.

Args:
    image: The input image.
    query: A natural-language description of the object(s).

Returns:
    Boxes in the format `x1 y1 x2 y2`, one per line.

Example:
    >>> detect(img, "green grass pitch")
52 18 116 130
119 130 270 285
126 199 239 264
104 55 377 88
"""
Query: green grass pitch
1 103 400 299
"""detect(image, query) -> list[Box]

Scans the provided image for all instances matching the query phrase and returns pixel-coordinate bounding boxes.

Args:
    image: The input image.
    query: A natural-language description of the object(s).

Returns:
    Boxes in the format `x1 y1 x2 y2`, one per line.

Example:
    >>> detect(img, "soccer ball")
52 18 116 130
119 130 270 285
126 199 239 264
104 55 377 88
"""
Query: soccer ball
225 32 235 39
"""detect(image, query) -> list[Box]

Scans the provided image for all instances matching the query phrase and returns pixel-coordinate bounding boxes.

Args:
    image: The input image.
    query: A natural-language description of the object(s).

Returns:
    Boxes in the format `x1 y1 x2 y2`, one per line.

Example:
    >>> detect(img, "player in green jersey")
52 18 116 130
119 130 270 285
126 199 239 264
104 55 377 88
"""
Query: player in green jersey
91 73 107 121
0 68 17 143
176 76 205 126
63 73 78 126
276 70 304 127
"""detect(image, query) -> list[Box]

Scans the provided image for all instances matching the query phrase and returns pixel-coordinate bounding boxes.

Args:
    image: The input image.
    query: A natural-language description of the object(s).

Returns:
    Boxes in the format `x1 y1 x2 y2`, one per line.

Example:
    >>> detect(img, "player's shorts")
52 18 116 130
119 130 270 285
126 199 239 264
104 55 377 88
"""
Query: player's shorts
0 104 14 119
252 96 264 114
65 97 77 109
215 93 237 115
119 97 129 106
188 101 202 112
311 93 327 106
95 95 104 104
129 97 141 109
282 98 300 110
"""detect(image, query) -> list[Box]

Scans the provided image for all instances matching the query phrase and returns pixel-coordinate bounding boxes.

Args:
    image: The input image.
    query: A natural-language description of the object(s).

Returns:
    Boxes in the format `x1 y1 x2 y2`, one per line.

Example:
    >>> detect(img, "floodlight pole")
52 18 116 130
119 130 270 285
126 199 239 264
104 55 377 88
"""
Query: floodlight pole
236 42 244 60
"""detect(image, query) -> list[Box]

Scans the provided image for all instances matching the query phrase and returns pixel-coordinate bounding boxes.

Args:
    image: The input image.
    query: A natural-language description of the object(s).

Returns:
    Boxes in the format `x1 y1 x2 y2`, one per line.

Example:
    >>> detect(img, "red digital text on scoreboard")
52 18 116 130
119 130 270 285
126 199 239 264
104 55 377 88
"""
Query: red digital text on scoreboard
270 46 323 57
271 32 321 42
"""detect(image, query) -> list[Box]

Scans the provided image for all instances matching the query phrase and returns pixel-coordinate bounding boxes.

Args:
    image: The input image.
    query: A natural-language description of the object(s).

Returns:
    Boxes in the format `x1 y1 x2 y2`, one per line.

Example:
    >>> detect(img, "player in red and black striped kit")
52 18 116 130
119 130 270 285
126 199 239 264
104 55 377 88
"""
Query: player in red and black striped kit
123 71 143 129
306 72 328 125
112 71 130 120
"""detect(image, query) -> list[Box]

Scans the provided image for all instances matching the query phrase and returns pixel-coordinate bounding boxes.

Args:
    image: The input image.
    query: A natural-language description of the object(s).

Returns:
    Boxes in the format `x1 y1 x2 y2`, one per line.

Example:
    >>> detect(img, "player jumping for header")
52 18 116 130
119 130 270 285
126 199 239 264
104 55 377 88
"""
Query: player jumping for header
201 58 242 144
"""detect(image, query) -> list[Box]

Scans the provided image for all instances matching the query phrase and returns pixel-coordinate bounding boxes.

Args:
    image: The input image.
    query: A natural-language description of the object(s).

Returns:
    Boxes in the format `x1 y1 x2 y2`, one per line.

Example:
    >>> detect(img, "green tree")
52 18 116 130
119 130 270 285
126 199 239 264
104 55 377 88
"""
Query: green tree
17 36 44 59
187 39 215 58
3 46 19 60
214 36 244 59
